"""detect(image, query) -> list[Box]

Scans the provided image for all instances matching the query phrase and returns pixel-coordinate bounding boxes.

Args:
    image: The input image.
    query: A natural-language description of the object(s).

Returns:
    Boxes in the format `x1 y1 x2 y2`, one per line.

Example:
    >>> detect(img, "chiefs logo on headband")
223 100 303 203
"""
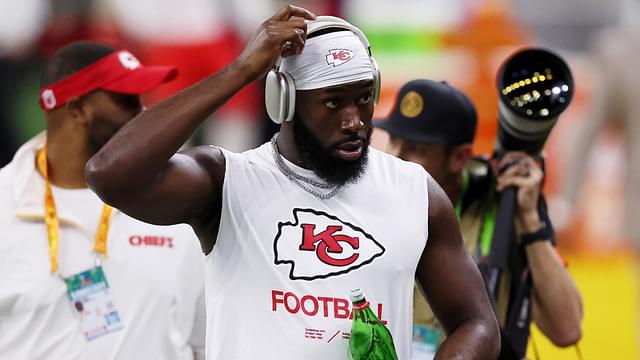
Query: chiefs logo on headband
325 49 354 67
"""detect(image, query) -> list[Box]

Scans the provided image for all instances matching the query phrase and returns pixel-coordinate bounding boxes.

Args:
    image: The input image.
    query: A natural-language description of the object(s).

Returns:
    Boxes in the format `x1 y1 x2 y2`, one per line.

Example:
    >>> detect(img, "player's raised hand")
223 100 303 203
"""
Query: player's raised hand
235 5 316 82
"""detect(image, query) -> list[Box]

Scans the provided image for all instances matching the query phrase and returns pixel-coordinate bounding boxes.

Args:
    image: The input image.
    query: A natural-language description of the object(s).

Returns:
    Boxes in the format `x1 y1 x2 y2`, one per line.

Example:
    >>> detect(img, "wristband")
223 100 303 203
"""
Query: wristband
521 221 551 246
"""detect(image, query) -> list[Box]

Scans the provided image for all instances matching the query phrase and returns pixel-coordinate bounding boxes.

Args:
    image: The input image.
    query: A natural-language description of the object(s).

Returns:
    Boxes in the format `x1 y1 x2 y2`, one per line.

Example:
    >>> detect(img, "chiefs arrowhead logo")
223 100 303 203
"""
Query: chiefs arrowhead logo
118 51 141 70
41 89 57 110
274 208 385 281
325 49 354 67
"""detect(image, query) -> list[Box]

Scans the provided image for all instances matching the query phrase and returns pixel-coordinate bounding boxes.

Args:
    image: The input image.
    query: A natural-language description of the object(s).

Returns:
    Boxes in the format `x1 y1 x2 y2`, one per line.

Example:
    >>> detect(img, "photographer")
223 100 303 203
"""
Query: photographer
376 78 582 359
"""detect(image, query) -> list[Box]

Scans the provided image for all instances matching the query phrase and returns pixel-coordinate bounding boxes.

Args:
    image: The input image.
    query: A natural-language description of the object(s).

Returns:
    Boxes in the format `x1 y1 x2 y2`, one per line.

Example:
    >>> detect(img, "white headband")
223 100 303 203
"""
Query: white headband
281 31 374 90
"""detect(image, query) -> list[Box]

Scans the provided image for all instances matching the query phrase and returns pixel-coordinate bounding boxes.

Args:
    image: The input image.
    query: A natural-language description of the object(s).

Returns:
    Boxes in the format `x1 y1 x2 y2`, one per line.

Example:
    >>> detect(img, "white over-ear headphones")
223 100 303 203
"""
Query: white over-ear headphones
264 16 381 124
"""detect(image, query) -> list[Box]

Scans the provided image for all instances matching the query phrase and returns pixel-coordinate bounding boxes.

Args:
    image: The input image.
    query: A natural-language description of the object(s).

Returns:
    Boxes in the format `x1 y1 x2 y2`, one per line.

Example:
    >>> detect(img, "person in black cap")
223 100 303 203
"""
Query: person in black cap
375 79 582 359
375 79 477 203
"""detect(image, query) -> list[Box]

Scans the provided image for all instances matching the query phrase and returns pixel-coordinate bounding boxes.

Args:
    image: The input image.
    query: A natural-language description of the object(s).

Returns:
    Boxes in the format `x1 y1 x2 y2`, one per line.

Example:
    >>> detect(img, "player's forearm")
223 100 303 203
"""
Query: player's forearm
526 241 583 346
86 61 252 195
435 318 500 360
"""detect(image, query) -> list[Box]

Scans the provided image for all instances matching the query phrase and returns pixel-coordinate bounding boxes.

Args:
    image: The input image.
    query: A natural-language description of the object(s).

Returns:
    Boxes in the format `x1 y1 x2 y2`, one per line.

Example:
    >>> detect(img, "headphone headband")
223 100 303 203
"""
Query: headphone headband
306 16 371 55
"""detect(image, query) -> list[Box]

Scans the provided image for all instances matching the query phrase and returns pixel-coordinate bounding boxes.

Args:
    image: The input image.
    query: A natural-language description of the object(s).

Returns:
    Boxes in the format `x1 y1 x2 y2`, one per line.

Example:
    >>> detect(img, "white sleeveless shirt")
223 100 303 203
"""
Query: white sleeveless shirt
205 143 430 360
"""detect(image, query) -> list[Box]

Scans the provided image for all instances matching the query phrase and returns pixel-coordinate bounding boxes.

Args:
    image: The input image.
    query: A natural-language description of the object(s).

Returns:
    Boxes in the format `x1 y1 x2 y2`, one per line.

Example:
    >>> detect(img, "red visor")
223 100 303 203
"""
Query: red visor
39 50 177 111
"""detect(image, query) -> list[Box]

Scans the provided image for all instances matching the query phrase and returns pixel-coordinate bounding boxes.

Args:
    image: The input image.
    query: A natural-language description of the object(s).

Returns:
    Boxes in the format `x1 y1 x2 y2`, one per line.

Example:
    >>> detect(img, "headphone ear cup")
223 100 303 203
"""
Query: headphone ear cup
264 69 296 124
265 70 285 124
370 57 381 105
282 71 296 122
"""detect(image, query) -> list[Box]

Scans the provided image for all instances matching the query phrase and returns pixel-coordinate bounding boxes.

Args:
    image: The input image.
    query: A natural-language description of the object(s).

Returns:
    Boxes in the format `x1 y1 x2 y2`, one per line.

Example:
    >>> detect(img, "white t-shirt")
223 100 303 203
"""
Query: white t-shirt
0 133 206 360
205 142 430 360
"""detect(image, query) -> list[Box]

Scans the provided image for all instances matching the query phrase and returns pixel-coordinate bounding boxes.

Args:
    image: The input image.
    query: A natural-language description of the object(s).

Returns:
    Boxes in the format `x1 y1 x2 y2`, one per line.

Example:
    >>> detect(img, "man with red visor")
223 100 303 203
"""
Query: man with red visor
0 41 206 360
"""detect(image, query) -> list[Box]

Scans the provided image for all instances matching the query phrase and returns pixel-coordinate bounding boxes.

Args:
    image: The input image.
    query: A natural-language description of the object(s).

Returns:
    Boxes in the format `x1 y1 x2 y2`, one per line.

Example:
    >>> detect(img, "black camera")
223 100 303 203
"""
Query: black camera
485 48 574 360
495 48 574 156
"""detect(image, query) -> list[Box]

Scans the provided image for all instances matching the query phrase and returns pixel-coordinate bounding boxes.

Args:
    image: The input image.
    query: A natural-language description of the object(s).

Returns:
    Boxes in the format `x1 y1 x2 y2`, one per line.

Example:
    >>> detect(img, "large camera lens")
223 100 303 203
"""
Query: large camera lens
499 48 573 119
495 48 574 156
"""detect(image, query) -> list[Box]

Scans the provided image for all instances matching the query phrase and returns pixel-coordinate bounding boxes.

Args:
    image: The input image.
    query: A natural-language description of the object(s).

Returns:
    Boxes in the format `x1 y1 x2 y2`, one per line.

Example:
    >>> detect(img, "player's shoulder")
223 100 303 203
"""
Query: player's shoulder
214 142 271 165
180 144 226 169
369 147 427 176
368 148 431 181
367 147 431 194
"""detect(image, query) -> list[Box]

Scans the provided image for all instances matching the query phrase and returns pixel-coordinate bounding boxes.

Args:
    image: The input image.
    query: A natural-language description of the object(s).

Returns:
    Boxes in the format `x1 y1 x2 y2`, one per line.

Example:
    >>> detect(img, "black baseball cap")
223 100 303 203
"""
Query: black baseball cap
374 79 477 145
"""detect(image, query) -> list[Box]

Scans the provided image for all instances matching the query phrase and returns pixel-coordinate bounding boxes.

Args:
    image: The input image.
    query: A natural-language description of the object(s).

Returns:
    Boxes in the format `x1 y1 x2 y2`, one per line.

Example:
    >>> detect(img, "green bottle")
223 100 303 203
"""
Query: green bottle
348 288 399 360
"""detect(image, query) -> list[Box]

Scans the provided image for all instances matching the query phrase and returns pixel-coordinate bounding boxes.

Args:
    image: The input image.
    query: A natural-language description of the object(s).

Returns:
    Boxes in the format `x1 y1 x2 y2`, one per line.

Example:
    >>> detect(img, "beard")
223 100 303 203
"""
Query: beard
292 113 372 187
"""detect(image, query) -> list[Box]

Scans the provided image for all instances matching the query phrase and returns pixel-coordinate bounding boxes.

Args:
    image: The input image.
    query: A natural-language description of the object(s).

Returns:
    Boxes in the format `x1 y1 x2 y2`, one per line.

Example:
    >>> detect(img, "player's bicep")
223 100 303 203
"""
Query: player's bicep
114 146 225 225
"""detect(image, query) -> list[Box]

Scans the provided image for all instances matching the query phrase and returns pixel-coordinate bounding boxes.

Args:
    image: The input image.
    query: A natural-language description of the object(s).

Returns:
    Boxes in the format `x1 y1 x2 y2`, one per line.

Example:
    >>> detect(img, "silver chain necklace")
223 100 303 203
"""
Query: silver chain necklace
271 133 343 199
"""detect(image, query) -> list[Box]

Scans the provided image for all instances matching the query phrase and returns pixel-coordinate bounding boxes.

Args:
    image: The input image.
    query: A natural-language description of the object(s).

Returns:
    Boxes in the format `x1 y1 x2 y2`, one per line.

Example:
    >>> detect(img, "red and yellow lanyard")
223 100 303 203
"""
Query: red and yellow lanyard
36 147 113 273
